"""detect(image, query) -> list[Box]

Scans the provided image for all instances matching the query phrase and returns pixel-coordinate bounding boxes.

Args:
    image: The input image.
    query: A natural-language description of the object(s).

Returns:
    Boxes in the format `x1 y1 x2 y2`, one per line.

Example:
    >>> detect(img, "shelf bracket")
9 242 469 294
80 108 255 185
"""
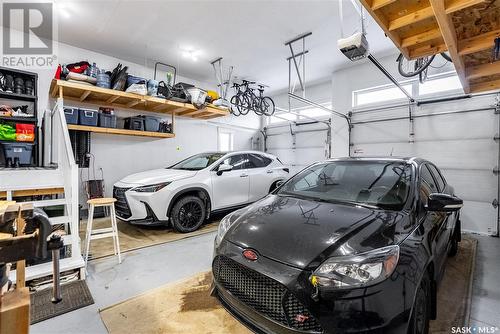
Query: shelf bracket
80 90 91 102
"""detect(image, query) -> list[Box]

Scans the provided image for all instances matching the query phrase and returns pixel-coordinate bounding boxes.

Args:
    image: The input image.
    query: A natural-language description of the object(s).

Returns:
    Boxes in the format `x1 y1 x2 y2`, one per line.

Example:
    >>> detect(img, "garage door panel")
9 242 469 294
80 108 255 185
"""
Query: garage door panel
443 170 496 203
351 122 408 143
352 140 496 170
460 201 497 235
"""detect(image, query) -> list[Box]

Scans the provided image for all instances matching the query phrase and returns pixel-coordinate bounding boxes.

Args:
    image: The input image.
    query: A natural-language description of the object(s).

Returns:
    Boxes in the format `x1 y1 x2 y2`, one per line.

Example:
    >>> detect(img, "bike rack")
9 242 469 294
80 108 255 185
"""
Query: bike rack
285 32 311 97
210 57 233 104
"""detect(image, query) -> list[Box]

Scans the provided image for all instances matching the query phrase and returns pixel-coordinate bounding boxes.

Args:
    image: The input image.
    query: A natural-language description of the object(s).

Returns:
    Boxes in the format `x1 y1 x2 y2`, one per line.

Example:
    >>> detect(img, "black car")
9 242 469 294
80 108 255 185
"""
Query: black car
211 157 463 334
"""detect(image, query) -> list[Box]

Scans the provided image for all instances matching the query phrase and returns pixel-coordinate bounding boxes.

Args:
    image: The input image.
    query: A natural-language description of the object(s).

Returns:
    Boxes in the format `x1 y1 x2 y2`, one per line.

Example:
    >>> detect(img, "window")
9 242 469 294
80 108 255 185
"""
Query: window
419 165 438 206
247 154 272 168
419 75 462 97
218 131 233 152
353 84 413 107
427 164 446 192
352 72 463 108
268 102 332 125
170 153 225 171
219 154 247 171
269 112 296 124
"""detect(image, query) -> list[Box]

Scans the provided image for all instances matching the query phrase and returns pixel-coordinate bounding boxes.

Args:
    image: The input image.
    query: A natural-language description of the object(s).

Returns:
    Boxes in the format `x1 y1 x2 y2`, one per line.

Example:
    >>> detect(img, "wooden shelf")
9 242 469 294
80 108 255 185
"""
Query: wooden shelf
359 0 500 94
0 116 37 123
67 124 175 139
50 79 229 120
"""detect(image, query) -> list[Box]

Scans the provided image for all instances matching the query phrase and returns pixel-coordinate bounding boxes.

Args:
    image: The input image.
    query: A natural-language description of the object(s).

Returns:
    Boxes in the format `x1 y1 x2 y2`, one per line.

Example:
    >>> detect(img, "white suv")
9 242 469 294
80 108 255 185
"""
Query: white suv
113 151 289 232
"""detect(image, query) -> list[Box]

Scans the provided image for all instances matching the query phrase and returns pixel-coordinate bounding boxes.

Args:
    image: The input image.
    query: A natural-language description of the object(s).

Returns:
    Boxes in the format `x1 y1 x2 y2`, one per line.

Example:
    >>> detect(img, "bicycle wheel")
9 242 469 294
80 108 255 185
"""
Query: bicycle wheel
261 96 275 116
440 52 452 62
230 95 241 116
239 94 251 115
397 53 435 77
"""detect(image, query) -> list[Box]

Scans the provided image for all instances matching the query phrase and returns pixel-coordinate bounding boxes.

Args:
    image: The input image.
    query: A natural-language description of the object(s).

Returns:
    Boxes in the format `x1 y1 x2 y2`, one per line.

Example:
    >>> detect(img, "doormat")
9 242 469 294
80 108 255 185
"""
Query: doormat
80 218 220 260
99 236 476 334
30 280 94 324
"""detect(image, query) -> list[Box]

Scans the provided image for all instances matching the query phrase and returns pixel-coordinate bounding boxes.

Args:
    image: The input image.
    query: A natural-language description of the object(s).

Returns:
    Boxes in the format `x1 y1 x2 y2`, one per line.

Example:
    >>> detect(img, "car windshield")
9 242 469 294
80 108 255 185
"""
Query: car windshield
278 160 412 210
169 153 225 171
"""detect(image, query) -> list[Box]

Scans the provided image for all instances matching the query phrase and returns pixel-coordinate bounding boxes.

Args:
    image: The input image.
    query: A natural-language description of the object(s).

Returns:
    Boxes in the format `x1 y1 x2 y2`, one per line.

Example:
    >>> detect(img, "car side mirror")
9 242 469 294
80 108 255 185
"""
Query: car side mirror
217 164 233 176
426 193 463 212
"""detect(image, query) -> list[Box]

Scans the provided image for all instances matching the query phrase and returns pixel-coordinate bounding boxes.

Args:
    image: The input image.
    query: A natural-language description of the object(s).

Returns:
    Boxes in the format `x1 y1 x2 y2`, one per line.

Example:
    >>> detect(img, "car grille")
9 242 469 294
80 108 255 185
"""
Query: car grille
213 255 323 333
113 186 132 219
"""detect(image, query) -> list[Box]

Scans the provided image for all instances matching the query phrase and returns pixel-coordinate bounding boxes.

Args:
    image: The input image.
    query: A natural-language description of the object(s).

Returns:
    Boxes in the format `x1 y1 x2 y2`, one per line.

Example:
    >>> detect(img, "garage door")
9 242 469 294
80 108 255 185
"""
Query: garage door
350 94 498 235
265 121 330 174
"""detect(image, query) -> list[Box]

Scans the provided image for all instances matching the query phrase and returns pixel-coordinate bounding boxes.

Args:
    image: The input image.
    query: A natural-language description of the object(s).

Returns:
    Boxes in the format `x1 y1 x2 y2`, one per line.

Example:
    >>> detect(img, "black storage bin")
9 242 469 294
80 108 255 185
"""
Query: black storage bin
64 108 79 124
79 109 98 126
98 113 117 128
139 115 160 132
124 117 144 131
2 142 34 167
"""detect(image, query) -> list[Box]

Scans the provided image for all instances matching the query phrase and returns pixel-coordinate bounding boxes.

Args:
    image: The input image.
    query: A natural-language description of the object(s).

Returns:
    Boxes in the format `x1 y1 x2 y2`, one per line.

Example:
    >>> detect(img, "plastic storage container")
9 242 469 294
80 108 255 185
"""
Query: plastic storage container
124 117 144 131
64 108 79 124
139 115 160 132
98 113 117 128
2 142 34 167
16 123 35 142
79 109 98 126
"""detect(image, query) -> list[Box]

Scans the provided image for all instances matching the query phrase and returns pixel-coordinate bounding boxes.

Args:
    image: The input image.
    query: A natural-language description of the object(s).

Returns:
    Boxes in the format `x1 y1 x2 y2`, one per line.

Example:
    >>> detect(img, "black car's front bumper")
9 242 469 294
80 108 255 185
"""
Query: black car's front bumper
212 240 410 334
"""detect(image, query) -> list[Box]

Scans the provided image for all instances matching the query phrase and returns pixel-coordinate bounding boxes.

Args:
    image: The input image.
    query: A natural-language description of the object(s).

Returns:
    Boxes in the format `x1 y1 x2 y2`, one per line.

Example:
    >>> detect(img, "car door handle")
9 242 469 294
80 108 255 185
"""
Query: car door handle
240 173 249 178
266 170 273 174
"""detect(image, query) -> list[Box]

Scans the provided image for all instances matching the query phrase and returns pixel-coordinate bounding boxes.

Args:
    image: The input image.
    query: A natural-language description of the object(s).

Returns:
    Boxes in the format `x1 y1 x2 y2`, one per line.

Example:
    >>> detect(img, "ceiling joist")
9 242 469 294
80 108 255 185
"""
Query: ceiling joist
370 0 397 11
388 6 434 31
429 0 469 92
401 28 443 48
467 62 500 80
458 29 500 56
360 0 499 93
444 0 486 14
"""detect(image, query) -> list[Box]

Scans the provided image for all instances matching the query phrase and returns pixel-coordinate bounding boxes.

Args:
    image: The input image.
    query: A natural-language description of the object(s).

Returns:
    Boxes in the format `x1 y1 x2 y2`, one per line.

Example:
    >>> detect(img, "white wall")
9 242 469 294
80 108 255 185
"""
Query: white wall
25 41 262 203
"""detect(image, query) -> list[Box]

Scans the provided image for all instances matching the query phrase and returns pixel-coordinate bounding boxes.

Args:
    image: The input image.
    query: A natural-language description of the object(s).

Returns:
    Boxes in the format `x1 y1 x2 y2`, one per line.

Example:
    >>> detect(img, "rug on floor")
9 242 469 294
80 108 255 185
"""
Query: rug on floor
80 218 219 260
99 236 476 334
30 280 94 324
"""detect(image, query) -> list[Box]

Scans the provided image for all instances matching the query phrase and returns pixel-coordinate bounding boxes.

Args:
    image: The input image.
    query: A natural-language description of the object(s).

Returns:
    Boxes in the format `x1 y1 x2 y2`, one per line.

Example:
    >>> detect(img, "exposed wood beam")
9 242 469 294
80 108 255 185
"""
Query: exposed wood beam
401 28 443 48
458 29 500 56
445 0 485 14
126 100 140 108
470 78 500 93
429 0 469 92
79 90 91 102
408 43 448 59
388 6 434 31
106 95 120 104
371 0 397 11
358 0 407 57
467 62 500 80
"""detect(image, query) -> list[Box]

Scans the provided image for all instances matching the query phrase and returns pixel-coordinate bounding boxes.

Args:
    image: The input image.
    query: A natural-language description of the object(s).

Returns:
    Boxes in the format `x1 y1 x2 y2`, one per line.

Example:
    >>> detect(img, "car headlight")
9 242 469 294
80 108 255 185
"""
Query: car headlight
310 245 399 289
132 182 171 193
215 211 237 246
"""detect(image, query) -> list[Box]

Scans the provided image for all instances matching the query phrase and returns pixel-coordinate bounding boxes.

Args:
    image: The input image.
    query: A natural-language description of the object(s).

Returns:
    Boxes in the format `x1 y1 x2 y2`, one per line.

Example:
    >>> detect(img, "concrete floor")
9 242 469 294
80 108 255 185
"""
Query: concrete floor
31 232 500 334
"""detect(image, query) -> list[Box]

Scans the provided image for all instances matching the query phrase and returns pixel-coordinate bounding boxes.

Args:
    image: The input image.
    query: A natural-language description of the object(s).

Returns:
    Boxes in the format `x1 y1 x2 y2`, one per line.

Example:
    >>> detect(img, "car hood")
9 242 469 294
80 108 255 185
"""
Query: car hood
225 195 409 270
117 168 198 186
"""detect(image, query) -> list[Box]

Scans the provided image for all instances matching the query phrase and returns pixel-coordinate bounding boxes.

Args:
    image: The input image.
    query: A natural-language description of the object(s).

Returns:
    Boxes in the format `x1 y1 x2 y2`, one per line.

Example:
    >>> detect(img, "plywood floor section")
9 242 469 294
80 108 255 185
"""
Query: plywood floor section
79 218 219 260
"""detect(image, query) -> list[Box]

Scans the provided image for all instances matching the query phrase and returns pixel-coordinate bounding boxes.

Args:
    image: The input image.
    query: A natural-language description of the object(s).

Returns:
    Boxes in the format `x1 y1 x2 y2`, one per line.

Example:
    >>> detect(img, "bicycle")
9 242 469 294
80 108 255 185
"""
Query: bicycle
397 52 452 83
230 80 275 116
230 82 251 116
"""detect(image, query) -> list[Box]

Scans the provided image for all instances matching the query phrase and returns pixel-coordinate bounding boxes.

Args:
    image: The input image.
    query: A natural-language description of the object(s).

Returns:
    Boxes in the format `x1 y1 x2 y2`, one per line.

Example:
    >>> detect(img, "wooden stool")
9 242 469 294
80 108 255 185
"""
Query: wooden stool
84 198 121 271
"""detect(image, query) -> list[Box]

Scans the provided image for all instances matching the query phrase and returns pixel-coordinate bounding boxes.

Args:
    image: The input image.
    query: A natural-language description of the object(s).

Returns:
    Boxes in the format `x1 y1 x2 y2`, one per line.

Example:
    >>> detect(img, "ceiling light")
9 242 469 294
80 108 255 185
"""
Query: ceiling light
181 49 200 62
